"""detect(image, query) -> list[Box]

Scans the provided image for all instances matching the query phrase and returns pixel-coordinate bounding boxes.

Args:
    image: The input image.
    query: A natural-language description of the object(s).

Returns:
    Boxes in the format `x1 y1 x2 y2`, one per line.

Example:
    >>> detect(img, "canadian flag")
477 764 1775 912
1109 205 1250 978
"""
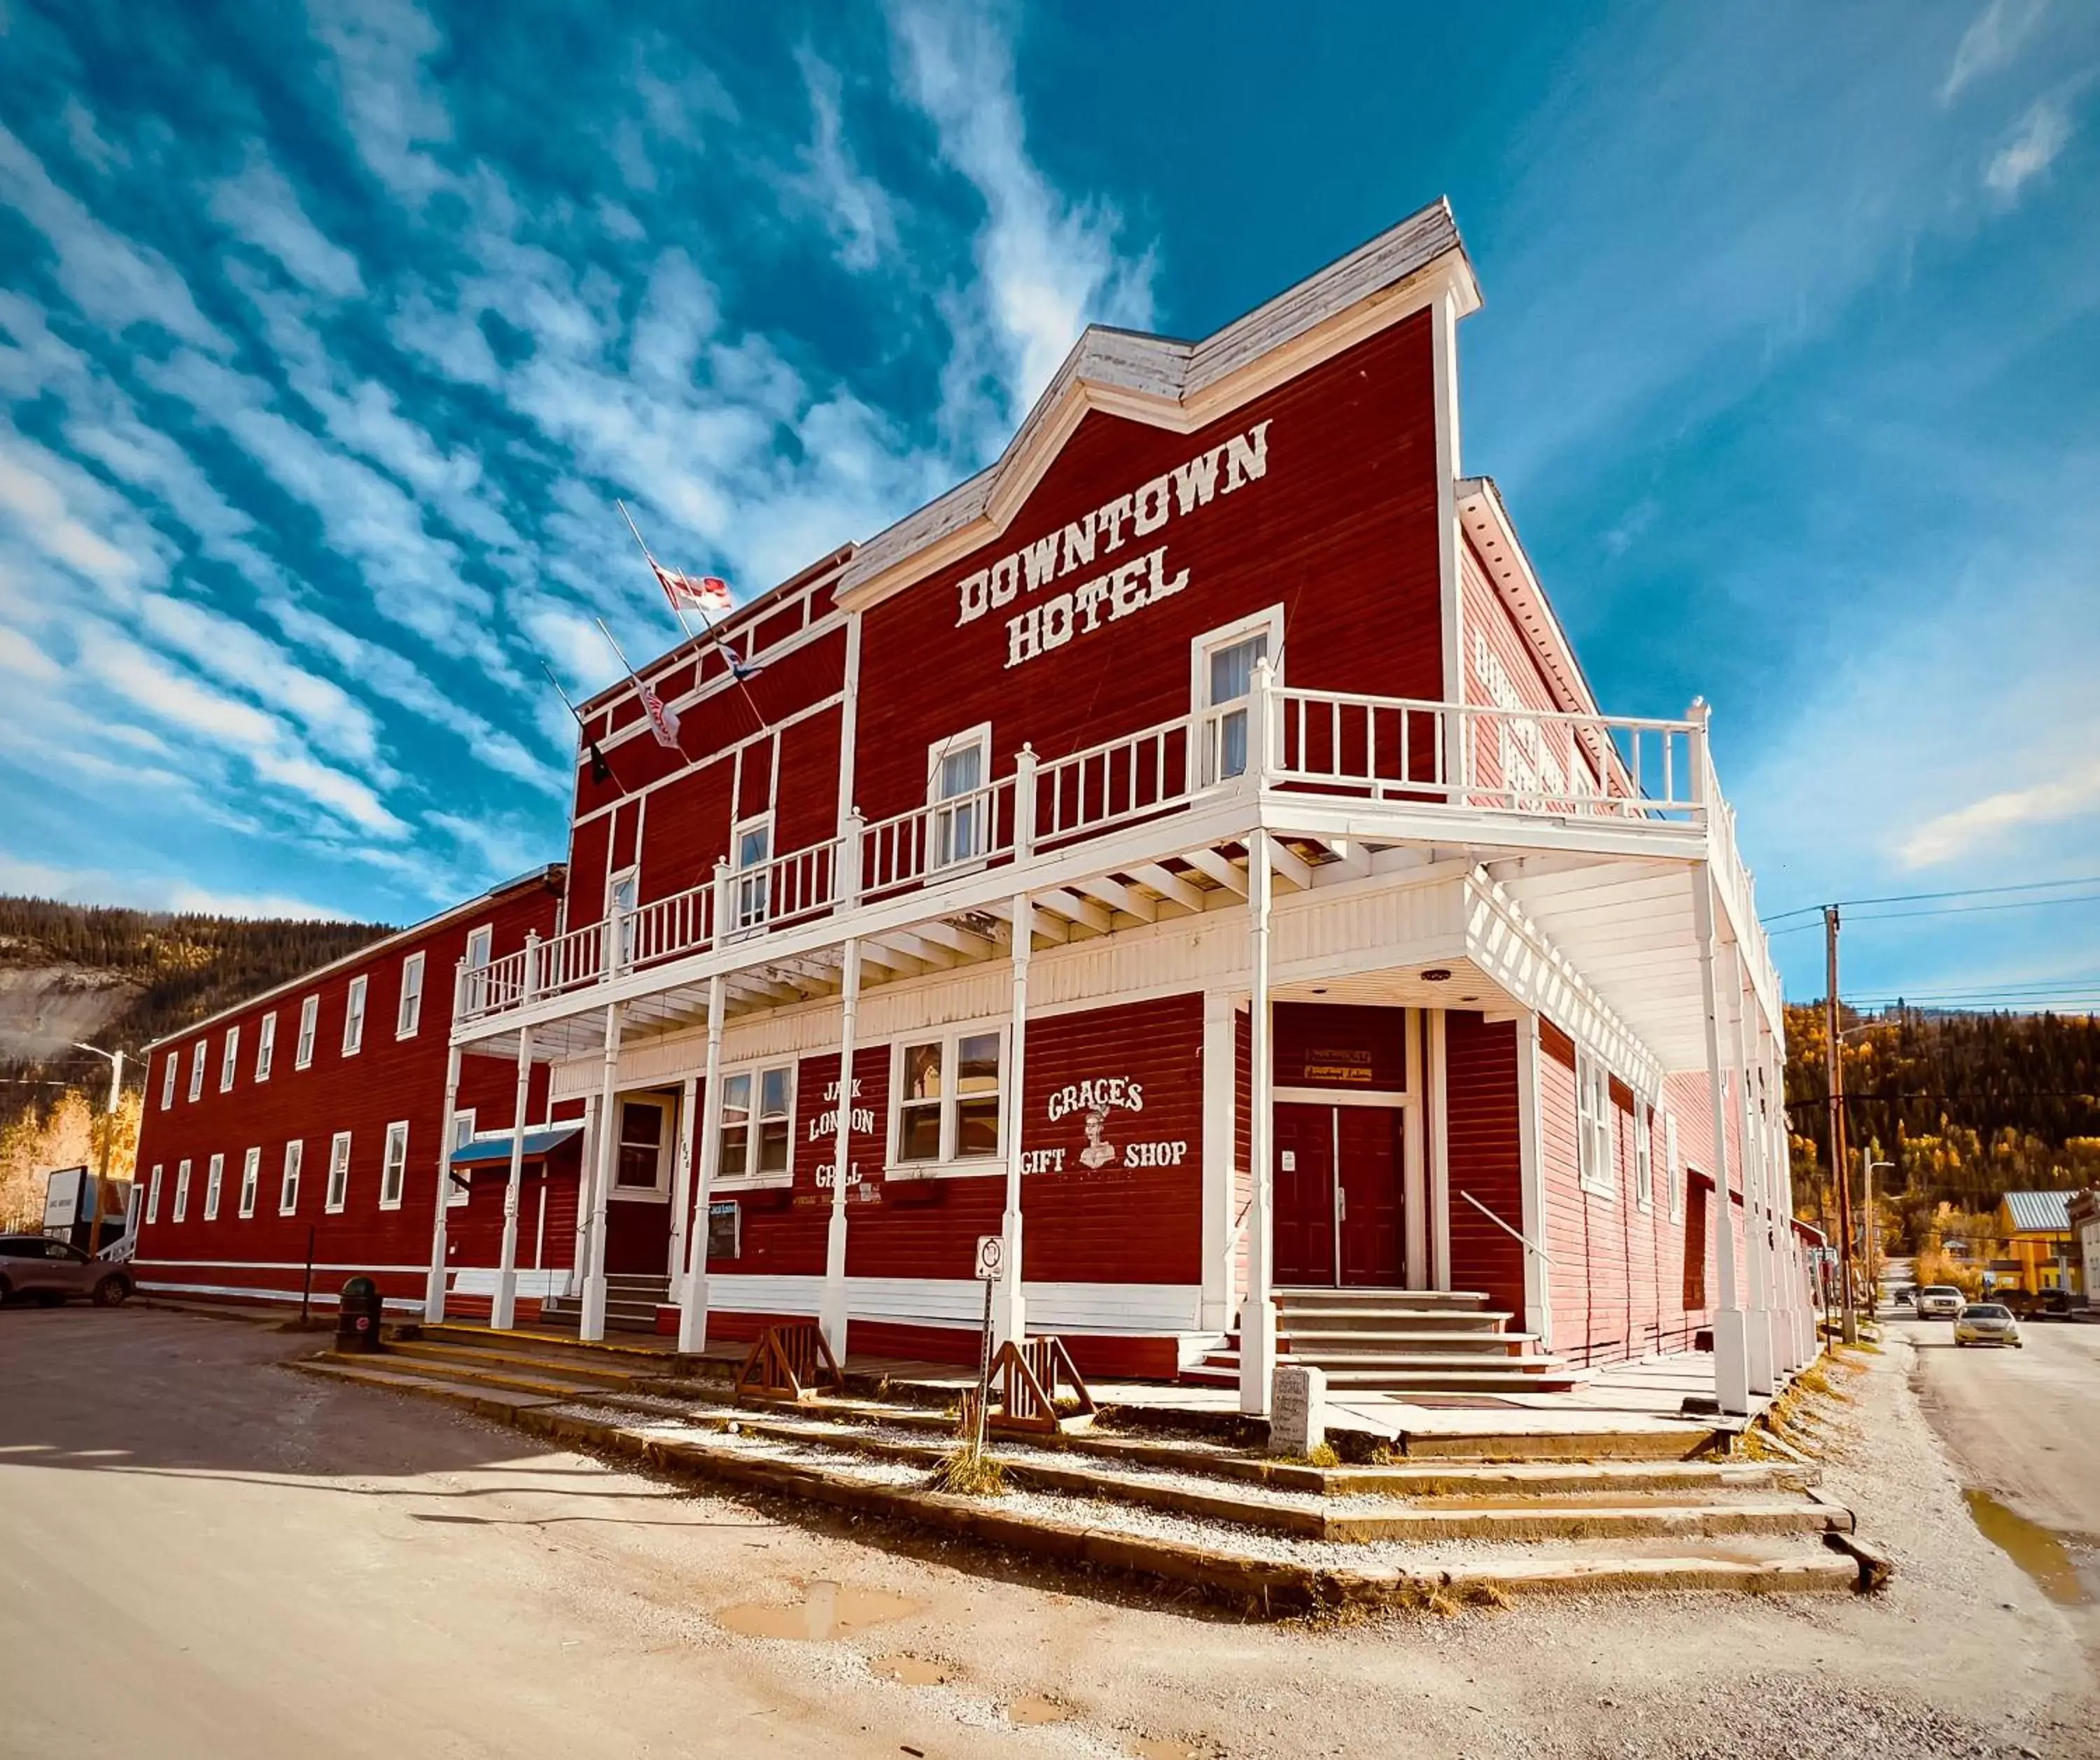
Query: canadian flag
654 564 732 616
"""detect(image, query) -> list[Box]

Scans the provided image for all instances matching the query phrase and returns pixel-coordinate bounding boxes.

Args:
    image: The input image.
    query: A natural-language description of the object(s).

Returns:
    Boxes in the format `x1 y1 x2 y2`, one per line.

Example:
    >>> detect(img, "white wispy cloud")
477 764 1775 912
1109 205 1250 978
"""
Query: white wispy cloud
210 146 365 298
304 0 454 202
0 853 354 921
1903 760 2100 866
1984 98 2072 198
1942 0 2052 103
788 48 900 273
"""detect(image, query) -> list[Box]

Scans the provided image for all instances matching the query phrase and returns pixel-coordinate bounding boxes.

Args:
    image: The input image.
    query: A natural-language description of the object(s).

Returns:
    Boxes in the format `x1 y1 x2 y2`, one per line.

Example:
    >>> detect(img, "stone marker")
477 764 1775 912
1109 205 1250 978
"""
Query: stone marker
1269 1362 1326 1456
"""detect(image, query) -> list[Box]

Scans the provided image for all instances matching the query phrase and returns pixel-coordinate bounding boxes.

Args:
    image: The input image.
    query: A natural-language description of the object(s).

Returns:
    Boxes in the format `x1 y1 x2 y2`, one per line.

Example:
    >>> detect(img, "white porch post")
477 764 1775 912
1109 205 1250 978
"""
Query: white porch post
1729 952 1774 1396
678 975 727 1353
491 1024 534 1332
1200 989 1236 1332
1691 862 1750 1415
568 1096 595 1297
424 1042 463 1322
582 1002 622 1342
819 940 860 1358
1238 829 1278 1415
1513 1013 1553 1348
666 1070 699 1285
1427 1009 1452 1290
1402 1008 1428 1287
994 896 1031 1348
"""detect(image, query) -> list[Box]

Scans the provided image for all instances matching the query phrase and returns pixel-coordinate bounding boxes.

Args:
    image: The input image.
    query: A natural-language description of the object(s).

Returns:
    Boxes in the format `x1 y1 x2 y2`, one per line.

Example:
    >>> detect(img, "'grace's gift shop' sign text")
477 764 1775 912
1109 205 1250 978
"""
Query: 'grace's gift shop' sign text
955 421 1275 669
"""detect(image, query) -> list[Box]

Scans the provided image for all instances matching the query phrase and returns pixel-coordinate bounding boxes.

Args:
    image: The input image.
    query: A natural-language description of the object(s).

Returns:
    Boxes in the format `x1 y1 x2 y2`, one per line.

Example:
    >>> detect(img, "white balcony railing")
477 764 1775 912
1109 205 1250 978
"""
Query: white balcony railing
452 673 1727 1029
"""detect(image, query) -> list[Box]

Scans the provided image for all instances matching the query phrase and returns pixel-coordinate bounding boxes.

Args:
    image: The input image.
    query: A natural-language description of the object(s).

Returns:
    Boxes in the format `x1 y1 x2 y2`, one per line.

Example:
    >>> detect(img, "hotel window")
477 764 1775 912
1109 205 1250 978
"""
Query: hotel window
173 1159 191 1222
160 1053 178 1110
732 817 771 933
295 994 318 1068
715 1066 793 1185
608 868 638 966
188 1040 206 1103
220 1025 240 1093
893 1028 1004 1167
255 1011 276 1082
1576 1052 1616 1199
326 1131 352 1213
146 1164 162 1224
1192 608 1283 785
1666 1113 1684 1222
1634 1108 1654 1211
279 1140 302 1215
342 975 368 1056
397 952 426 1038
928 725 990 870
614 1099 668 1192
447 1110 475 1208
460 924 493 1015
238 1147 260 1219
203 1153 225 1222
379 1120 410 1209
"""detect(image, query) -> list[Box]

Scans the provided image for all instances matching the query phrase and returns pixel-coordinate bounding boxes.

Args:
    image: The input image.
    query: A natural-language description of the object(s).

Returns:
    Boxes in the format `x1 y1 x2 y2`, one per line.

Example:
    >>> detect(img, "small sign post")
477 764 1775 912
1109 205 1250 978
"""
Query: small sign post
970 1234 1003 1458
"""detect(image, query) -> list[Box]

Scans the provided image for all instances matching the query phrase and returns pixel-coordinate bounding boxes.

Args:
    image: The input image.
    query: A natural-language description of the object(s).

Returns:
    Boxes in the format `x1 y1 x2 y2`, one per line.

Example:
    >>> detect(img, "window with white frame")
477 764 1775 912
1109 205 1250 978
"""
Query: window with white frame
379 1119 410 1209
893 1028 1004 1168
397 952 426 1038
238 1146 260 1219
731 818 771 932
203 1152 225 1221
146 1163 162 1224
255 1011 276 1082
326 1131 351 1213
614 1098 669 1192
1634 1108 1654 1210
1666 1112 1684 1222
1193 608 1282 785
447 1110 475 1207
608 868 638 965
715 1065 793 1186
160 1053 177 1110
459 924 493 1017
188 1040 206 1102
342 976 368 1056
295 994 318 1068
1576 1051 1616 1198
279 1140 302 1215
173 1159 191 1222
220 1025 240 1093
928 724 990 870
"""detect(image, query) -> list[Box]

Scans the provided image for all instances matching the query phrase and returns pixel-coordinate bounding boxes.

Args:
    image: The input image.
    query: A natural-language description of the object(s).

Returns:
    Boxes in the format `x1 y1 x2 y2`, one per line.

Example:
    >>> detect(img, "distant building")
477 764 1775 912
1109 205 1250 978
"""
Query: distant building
2067 1189 2099 1308
1988 1192 2082 1296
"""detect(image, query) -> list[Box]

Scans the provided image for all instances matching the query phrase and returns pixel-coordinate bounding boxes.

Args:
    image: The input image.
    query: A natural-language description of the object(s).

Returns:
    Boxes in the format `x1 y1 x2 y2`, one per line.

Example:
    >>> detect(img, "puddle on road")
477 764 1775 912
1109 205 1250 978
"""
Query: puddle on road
1963 1489 2092 1607
715 1580 924 1641
1007 1697 1072 1726
874 1655 954 1686
1130 1740 1203 1759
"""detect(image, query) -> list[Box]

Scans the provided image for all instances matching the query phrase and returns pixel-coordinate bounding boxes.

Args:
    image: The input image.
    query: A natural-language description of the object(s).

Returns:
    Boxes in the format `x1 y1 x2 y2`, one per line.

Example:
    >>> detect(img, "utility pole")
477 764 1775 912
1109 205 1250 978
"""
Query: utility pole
1865 1154 1893 1316
1823 907 1857 1344
72 1042 125 1261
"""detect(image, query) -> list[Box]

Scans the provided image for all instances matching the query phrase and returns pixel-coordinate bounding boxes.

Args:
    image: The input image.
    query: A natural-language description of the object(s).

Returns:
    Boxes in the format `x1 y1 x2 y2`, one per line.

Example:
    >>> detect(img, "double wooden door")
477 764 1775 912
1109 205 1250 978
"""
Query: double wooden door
1273 1102 1402 1287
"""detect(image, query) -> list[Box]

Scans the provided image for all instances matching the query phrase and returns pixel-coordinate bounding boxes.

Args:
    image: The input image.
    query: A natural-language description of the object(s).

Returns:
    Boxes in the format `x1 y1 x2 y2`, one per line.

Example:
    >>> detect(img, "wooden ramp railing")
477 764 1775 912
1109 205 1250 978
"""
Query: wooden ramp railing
735 1322 844 1403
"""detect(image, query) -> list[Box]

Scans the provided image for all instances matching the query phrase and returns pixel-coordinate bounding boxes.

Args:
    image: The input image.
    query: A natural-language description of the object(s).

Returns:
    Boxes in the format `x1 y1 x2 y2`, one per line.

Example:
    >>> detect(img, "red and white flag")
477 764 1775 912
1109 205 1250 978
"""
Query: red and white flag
638 678 682 750
654 563 732 617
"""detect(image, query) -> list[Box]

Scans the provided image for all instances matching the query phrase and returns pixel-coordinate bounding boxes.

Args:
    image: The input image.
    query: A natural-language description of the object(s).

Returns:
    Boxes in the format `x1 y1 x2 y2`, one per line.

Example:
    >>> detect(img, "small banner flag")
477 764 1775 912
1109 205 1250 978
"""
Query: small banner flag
654 563 733 617
638 678 682 750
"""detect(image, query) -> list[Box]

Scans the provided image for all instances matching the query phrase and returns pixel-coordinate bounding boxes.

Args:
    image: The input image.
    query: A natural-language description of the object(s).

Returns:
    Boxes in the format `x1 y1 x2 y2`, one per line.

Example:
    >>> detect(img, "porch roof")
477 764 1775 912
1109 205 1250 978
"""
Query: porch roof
449 1126 582 1166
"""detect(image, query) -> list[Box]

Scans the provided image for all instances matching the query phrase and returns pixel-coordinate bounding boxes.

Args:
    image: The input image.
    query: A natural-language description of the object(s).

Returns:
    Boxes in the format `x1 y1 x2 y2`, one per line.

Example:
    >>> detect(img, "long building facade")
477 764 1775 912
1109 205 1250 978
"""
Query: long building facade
130 201 1813 1415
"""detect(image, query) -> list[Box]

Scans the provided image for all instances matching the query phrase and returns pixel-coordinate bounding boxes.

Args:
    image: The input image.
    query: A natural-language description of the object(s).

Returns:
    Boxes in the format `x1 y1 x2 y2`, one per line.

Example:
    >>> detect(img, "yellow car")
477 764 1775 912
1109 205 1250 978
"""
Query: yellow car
1953 1302 2022 1347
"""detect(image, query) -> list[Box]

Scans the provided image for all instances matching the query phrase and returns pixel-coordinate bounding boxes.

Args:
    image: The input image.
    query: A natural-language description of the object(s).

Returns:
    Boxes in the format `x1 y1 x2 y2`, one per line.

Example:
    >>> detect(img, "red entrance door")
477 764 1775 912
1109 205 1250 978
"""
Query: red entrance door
1273 1104 1403 1287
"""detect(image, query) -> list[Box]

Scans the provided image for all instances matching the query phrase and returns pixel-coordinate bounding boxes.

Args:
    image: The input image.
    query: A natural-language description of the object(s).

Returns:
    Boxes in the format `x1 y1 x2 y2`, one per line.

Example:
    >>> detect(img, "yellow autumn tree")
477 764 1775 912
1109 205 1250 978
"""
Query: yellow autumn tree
0 1087 141 1233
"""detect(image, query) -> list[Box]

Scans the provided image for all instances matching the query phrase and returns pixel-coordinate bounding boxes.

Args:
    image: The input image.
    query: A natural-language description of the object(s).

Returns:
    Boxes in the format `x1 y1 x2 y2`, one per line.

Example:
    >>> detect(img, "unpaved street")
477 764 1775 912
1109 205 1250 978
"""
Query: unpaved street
1 1309 2093 1759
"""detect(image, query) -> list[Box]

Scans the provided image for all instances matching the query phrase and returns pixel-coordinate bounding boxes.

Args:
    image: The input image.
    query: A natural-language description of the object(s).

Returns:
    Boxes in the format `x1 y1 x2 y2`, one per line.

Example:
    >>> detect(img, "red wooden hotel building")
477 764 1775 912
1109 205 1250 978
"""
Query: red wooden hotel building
132 202 1812 1415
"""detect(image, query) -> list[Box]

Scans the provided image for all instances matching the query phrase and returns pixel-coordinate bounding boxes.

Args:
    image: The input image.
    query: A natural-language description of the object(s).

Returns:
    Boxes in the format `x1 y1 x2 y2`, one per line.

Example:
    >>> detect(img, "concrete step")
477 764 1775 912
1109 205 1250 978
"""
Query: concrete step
1276 1287 1490 1311
1183 1359 1578 1393
314 1349 605 1402
1278 1329 1540 1354
384 1336 664 1389
1280 1308 1516 1334
410 1321 687 1371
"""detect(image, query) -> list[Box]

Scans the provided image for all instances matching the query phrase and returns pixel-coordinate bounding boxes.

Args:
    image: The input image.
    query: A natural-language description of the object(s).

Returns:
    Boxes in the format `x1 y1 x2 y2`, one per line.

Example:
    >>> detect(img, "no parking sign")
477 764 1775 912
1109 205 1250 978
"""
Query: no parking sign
974 1234 1004 1283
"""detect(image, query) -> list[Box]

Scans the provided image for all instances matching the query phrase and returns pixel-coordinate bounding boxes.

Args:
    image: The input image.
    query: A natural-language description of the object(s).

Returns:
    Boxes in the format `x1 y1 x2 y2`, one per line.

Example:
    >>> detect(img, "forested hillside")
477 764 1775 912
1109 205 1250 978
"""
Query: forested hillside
0 896 390 1228
1784 1003 2100 1241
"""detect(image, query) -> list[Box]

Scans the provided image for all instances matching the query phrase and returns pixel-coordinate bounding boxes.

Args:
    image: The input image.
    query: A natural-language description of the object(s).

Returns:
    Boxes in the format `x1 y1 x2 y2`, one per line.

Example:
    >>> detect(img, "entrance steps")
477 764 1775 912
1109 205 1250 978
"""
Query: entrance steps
290 1326 1881 1605
1184 1287 1579 1394
538 1271 668 1335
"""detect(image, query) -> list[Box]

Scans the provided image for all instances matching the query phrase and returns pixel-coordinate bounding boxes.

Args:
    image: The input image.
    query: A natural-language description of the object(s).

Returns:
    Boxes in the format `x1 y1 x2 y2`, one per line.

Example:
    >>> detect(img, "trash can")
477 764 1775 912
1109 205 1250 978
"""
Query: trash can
337 1276 383 1353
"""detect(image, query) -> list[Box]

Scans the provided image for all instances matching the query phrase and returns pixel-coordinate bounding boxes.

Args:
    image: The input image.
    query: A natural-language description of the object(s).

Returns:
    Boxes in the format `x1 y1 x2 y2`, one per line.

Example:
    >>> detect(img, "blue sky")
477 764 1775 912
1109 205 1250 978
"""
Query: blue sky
1 0 2095 1012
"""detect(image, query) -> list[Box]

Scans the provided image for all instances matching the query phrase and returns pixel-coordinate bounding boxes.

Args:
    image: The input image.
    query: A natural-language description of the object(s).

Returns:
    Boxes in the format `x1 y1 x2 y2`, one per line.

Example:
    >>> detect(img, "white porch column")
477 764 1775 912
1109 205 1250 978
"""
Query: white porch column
1238 830 1278 1416
819 940 860 1359
424 1042 463 1322
666 1070 699 1284
993 896 1031 1348
1402 1008 1428 1288
1513 1013 1553 1348
1728 953 1774 1396
1200 989 1237 1332
568 1096 595 1297
581 1003 622 1342
1427 1009 1452 1290
491 1024 535 1332
1690 863 1750 1415
678 975 727 1353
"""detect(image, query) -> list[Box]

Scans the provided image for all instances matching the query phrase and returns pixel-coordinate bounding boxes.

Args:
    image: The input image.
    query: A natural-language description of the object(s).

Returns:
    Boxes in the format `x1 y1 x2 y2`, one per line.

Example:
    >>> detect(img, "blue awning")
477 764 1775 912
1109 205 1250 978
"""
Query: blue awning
449 1126 582 1167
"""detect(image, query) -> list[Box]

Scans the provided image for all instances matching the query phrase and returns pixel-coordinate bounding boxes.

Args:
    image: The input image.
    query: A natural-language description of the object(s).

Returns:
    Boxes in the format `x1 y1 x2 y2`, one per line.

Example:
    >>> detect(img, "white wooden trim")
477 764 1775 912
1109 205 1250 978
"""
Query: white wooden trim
1427 1009 1450 1290
1515 1012 1551 1348
1272 1085 1410 1109
701 1273 1203 1334
1200 987 1235 1332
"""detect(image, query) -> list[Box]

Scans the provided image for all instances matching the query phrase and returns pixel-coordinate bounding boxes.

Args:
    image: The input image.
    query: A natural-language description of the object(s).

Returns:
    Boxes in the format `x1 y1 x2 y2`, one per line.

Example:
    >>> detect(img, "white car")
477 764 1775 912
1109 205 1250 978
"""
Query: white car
1954 1302 2022 1347
1915 1285 1964 1319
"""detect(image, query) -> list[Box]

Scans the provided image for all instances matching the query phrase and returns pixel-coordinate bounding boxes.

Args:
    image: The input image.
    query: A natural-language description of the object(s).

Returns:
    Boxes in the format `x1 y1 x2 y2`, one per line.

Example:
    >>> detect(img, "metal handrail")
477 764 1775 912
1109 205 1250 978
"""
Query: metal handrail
1458 1188 1554 1266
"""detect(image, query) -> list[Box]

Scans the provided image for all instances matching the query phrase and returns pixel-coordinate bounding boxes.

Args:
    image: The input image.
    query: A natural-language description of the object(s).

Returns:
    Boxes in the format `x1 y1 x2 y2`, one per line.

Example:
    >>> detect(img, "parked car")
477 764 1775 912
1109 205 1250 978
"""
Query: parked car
1916 1285 1965 1319
0 1234 133 1308
1954 1302 2022 1347
1999 1287 2076 1322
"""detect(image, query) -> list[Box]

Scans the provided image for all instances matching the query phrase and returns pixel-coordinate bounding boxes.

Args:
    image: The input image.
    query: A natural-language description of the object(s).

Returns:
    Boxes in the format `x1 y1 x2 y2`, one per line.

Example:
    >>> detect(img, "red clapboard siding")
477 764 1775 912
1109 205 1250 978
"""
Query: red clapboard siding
1443 1012 1525 1318
853 314 1443 825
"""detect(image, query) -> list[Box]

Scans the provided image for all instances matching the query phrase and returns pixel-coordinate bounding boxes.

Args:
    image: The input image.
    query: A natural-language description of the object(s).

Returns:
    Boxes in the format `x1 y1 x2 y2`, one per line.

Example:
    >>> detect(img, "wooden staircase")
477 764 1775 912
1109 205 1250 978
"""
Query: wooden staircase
538 1271 668 1336
1186 1287 1578 1394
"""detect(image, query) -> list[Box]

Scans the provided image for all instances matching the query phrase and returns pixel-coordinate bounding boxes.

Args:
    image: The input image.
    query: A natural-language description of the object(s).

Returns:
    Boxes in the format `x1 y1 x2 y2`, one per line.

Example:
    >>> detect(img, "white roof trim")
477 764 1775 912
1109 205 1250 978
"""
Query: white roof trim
1455 476 1605 722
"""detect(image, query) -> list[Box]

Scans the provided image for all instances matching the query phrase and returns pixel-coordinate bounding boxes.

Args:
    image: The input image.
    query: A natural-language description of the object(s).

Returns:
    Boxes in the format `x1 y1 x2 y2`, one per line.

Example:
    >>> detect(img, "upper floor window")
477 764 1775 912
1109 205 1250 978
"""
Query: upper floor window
238 1147 260 1219
255 1011 276 1082
188 1041 206 1103
1193 608 1282 785
928 725 990 870
397 952 426 1038
608 869 638 966
893 1028 1004 1168
1576 1051 1617 1199
160 1053 178 1111
615 1098 669 1192
732 818 771 933
716 1066 793 1186
462 926 493 1016
295 995 318 1069
342 975 368 1056
219 1025 240 1094
379 1120 410 1210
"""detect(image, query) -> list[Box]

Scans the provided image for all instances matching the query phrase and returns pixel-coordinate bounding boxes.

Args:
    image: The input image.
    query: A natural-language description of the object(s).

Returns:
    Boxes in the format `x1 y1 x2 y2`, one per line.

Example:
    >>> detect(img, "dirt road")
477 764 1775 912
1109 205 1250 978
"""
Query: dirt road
1 1309 2092 1759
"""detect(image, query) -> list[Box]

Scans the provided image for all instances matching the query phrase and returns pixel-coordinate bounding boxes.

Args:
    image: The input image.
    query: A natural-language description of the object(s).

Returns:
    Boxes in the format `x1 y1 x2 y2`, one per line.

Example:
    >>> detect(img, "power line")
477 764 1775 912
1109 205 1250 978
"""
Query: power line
1762 874 2100 926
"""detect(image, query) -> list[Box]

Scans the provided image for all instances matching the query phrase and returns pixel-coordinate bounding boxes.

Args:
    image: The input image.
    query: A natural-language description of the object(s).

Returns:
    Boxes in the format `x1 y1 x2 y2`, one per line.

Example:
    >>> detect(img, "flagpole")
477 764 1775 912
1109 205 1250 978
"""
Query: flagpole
540 658 622 792
619 499 695 645
614 503 770 733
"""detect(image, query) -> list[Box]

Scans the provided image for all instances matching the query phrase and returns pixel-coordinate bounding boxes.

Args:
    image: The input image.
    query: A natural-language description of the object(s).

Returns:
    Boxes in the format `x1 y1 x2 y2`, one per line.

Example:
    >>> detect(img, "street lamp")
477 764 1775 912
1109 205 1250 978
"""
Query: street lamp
70 1042 127 1261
